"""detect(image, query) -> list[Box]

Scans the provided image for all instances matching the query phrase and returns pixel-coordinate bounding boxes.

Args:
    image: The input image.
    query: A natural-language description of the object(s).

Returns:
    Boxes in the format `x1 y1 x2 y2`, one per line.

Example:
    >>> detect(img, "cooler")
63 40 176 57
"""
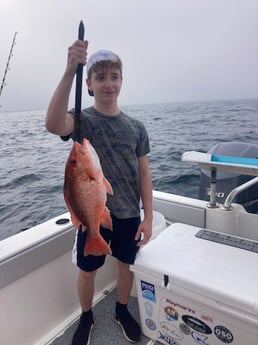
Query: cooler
131 223 258 345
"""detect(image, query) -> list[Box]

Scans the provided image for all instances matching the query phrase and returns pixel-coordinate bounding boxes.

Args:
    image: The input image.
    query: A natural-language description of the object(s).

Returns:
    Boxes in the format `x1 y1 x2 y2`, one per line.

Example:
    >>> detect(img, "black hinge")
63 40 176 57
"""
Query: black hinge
164 274 169 287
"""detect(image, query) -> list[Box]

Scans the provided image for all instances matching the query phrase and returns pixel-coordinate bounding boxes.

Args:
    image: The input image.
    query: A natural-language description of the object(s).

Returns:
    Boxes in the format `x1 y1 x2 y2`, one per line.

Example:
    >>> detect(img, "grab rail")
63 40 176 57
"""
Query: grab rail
222 176 258 210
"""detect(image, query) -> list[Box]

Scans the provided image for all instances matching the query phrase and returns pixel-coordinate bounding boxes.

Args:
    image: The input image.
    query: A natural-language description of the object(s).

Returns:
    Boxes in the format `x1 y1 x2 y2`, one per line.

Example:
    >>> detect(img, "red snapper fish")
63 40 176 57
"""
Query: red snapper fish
64 138 113 256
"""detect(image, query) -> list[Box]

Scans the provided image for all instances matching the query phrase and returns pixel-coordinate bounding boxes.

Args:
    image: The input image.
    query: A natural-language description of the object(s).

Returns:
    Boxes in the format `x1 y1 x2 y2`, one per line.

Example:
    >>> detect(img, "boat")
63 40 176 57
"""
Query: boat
1 143 258 345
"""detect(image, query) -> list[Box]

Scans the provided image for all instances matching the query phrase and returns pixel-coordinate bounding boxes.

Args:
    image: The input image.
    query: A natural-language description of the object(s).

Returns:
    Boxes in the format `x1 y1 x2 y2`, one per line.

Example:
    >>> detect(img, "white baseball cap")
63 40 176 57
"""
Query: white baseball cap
86 49 120 76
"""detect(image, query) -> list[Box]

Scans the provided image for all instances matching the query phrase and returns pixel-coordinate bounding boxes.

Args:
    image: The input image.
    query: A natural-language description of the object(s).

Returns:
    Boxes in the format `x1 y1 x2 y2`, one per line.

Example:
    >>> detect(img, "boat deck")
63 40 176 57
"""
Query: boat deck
50 288 158 345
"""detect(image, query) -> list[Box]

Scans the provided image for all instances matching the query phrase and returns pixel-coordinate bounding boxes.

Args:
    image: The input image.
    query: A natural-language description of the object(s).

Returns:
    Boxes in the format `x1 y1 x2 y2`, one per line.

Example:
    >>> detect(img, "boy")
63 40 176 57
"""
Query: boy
46 39 153 345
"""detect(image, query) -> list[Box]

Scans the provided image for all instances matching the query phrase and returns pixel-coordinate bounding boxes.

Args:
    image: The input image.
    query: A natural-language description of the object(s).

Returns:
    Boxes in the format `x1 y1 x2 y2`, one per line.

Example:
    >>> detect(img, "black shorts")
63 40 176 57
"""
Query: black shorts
72 215 141 272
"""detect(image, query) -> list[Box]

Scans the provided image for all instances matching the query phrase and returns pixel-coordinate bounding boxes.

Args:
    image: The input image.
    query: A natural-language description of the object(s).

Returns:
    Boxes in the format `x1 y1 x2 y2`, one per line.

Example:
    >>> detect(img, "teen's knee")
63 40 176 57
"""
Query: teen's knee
79 269 97 280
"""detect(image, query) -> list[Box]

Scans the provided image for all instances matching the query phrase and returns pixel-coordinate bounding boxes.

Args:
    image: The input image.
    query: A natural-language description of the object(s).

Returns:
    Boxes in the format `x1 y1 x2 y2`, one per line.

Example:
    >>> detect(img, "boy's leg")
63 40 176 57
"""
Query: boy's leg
72 226 111 345
115 261 141 342
116 260 133 304
111 216 142 342
73 226 111 309
72 269 96 345
77 269 97 311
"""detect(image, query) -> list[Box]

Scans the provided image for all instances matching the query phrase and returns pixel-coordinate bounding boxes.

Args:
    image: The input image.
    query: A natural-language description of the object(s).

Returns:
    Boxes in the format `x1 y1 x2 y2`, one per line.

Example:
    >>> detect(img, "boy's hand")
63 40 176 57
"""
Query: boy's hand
66 40 88 75
135 218 152 246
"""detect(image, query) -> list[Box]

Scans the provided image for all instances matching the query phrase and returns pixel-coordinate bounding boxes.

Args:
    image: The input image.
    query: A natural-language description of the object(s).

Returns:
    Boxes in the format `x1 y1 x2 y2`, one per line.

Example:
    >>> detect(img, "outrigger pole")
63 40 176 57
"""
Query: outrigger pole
0 32 18 100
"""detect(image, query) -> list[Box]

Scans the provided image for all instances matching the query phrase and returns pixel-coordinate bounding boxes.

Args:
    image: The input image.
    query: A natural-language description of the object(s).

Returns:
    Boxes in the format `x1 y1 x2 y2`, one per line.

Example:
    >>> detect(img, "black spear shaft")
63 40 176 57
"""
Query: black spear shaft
73 20 85 142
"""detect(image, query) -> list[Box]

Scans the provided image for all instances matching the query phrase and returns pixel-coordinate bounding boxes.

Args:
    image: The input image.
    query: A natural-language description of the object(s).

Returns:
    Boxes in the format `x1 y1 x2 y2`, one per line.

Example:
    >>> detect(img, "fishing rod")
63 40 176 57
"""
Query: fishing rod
73 21 85 142
0 32 18 102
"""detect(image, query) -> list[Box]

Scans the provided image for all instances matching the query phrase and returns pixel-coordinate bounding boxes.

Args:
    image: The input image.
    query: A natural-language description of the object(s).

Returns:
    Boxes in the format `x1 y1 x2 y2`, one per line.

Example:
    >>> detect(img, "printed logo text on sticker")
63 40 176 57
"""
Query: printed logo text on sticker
140 280 156 302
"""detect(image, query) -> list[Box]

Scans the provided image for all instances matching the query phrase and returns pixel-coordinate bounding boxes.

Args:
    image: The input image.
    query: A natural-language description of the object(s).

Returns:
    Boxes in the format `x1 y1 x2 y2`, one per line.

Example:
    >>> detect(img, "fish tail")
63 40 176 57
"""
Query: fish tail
84 234 112 256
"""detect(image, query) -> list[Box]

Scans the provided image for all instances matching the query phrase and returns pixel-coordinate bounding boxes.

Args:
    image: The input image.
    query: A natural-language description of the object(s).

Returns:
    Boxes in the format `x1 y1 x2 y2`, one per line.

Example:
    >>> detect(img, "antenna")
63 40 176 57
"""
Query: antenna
0 32 18 102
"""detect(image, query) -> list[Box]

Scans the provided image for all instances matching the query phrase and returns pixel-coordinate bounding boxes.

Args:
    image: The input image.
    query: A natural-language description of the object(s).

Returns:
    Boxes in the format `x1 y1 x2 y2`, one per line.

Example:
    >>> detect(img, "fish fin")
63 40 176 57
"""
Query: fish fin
103 177 113 195
84 234 112 256
64 185 82 229
81 224 87 232
82 138 89 146
100 207 113 230
71 214 82 229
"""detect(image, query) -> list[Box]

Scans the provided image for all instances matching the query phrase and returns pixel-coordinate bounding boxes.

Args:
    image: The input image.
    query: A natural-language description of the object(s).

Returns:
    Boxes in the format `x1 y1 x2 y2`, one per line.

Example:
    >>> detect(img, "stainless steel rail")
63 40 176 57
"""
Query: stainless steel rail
222 176 258 210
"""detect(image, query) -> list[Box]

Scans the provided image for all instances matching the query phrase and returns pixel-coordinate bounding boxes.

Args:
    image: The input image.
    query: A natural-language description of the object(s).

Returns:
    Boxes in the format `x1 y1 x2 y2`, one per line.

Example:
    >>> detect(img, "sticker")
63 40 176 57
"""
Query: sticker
166 298 196 315
158 331 180 345
144 301 154 317
164 305 179 321
145 318 156 331
214 325 233 343
201 314 213 323
160 322 183 340
182 315 212 334
179 323 191 335
191 331 209 345
140 280 156 302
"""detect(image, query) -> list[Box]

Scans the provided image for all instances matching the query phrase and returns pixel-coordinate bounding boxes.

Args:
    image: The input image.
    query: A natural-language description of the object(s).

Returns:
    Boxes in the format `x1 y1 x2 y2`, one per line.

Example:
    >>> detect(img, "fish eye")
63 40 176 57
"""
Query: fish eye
70 159 76 164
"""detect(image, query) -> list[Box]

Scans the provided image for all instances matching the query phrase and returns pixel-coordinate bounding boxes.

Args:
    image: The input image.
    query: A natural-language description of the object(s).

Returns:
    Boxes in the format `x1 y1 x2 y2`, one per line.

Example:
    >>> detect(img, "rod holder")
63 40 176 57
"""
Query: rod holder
207 167 218 208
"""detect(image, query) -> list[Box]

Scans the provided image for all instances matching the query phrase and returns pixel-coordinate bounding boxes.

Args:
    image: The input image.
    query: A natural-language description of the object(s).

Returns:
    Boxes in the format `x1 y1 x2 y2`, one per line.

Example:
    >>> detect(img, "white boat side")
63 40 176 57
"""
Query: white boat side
1 153 258 345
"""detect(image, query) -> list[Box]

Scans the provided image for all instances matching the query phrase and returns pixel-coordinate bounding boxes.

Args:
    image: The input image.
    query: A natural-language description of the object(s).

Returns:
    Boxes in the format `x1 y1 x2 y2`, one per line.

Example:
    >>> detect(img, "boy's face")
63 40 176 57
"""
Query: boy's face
86 66 122 104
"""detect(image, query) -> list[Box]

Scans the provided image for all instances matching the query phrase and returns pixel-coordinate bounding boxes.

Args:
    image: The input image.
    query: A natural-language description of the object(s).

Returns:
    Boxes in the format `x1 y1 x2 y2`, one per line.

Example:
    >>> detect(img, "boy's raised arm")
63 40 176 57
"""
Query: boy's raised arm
45 40 88 136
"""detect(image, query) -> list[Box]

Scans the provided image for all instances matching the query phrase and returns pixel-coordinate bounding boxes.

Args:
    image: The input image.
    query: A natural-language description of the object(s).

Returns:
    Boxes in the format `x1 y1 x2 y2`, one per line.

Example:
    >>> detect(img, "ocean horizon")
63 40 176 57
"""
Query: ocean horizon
0 98 257 240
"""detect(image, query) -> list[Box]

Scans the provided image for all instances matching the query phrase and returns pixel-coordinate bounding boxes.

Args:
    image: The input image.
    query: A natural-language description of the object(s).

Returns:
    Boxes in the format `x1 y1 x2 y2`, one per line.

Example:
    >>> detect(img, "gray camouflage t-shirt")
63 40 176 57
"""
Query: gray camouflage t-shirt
64 107 150 218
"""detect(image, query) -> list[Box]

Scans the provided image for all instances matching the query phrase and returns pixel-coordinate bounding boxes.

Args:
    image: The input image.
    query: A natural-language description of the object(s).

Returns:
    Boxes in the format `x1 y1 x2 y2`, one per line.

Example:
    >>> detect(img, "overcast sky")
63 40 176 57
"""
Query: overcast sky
0 0 257 111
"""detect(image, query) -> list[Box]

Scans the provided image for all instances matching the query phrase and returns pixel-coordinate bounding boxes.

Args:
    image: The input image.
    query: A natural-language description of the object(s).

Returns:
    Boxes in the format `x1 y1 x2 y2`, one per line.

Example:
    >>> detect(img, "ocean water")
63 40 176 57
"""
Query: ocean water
0 98 257 241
